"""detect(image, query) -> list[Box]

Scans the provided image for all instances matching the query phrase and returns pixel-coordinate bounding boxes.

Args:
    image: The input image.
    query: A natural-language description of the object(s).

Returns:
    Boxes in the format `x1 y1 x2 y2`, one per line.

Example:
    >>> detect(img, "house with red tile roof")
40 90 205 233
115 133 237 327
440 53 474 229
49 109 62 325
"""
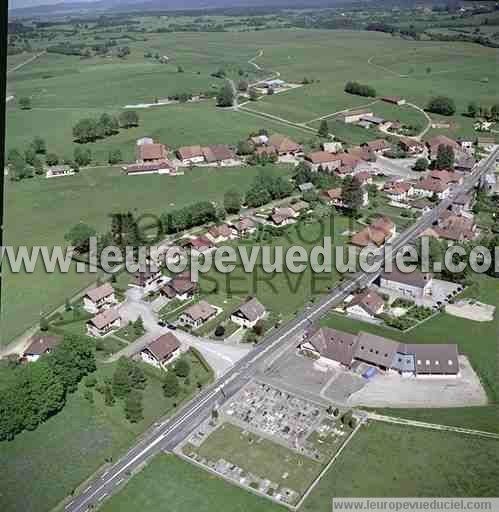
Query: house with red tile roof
351 216 396 249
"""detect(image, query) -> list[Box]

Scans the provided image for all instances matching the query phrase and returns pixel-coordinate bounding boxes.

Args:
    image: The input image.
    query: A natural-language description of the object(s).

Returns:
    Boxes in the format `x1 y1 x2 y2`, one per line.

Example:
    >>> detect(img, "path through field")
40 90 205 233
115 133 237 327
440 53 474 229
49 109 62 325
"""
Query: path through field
7 50 46 75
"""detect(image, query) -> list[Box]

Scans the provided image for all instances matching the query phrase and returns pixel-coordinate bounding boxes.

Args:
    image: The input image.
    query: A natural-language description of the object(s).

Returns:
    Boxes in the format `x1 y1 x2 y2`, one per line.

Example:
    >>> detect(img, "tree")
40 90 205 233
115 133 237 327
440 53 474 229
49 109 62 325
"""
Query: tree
108 149 122 165
133 316 145 336
293 161 313 185
238 79 249 92
426 96 456 116
249 87 259 101
64 223 96 253
48 334 96 393
119 110 139 129
112 358 132 398
237 140 254 156
98 113 119 137
224 188 242 214
435 144 455 170
19 96 32 110
245 185 271 208
104 385 115 406
163 371 179 397
217 80 235 108
46 153 59 166
467 102 479 118
413 157 429 172
31 136 46 154
73 118 98 143
214 325 225 337
317 119 329 138
84 389 94 403
177 65 184 73
174 359 190 378
124 390 144 423
341 176 363 215
344 81 376 97
32 156 44 175
74 147 92 167
40 317 49 331
24 147 36 166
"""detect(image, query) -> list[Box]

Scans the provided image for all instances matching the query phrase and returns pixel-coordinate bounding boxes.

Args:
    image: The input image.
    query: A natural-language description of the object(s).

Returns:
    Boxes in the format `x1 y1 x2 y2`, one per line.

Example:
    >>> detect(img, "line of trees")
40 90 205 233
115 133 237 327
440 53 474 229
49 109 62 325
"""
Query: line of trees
0 334 96 441
244 171 294 208
466 102 499 120
344 81 376 98
7 136 50 181
161 201 220 235
73 111 139 144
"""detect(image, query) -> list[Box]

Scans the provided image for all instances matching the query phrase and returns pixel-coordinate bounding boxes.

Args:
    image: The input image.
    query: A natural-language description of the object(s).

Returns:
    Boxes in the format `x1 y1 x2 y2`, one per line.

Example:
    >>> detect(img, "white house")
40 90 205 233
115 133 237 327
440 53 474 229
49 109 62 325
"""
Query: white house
412 178 451 200
384 182 414 203
86 309 121 337
231 298 266 328
140 333 181 370
178 300 217 329
46 165 75 179
322 141 343 154
22 334 61 362
176 145 205 165
304 151 342 172
83 282 117 313
379 268 433 300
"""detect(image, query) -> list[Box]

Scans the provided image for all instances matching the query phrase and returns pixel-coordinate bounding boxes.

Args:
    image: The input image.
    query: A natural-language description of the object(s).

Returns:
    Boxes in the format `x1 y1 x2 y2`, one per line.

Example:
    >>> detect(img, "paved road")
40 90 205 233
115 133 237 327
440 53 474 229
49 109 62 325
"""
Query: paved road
63 147 498 512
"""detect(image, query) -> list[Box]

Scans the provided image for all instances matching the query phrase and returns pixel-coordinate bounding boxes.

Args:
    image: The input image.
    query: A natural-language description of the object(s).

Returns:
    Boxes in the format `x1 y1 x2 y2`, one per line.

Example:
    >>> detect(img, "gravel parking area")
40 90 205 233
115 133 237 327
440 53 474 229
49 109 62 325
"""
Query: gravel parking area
347 356 487 408
260 351 335 400
322 372 366 404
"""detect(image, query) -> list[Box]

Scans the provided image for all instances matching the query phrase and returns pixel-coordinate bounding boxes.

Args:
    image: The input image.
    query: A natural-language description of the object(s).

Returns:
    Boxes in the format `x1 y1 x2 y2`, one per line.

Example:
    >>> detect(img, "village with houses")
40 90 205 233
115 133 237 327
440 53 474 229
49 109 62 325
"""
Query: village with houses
3 7 499 511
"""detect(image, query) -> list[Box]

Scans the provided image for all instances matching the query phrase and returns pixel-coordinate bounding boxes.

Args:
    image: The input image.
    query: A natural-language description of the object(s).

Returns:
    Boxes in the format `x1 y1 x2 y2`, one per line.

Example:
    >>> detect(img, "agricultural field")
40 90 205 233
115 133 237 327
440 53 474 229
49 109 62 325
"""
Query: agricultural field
100 454 284 512
0 163 292 345
0 353 213 512
5 100 308 165
301 421 499 512
322 274 499 433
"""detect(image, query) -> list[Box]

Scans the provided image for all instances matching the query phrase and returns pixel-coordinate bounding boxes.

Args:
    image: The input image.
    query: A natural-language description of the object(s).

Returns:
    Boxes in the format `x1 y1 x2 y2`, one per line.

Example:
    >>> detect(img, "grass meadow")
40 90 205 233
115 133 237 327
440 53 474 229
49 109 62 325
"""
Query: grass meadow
301 421 499 512
100 454 285 512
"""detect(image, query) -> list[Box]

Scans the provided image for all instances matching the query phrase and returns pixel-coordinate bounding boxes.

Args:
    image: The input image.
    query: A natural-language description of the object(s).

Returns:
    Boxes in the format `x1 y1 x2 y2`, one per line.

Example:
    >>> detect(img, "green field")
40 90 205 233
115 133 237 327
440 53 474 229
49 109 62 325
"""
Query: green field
301 422 499 511
5 100 308 165
0 164 291 345
322 274 499 432
199 215 356 323
101 454 284 512
0 352 213 512
185 422 324 496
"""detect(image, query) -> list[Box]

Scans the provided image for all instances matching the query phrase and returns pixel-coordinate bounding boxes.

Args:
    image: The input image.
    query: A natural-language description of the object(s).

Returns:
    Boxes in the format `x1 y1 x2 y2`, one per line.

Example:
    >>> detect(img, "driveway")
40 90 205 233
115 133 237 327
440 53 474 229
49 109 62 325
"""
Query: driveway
111 289 251 377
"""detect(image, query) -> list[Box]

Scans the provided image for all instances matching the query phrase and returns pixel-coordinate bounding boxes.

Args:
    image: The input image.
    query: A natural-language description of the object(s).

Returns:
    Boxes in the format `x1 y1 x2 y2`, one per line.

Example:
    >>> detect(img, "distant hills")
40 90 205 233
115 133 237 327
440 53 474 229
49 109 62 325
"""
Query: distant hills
9 0 348 18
